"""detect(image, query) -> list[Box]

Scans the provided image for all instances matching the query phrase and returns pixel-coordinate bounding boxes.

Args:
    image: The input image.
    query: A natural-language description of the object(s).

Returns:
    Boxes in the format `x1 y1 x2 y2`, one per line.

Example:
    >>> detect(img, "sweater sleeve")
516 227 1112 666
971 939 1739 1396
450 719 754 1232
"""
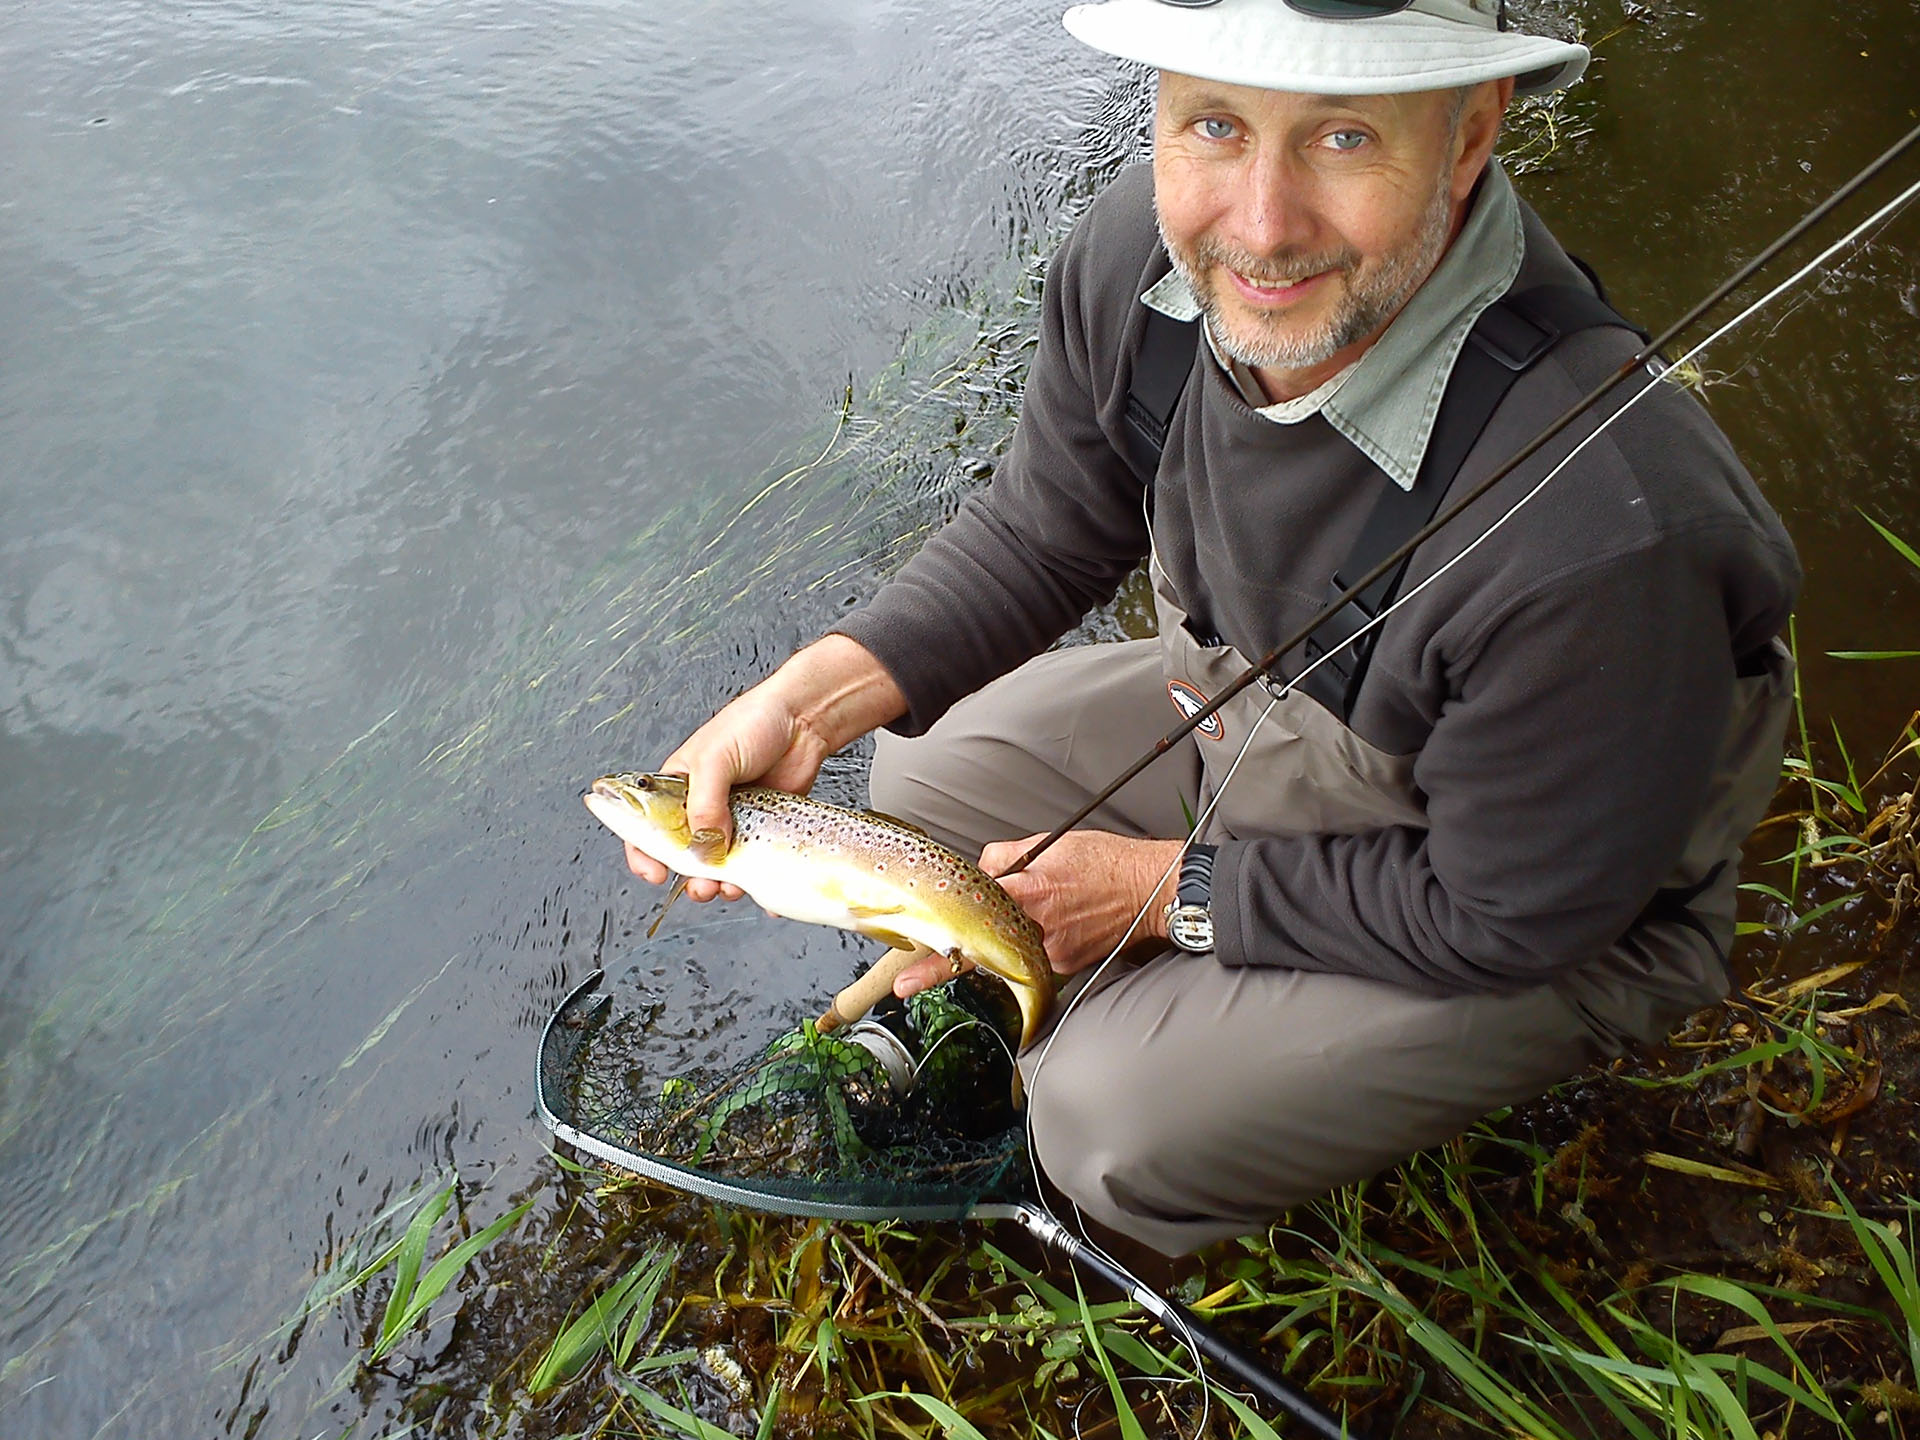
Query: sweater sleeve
1208 522 1753 993
830 186 1154 735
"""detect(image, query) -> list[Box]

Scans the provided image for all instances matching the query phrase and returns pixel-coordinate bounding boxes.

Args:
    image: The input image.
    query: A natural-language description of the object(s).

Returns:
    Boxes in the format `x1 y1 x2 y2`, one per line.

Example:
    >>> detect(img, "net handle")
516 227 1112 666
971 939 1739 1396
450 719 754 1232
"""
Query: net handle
815 945 933 1033
1011 1205 1368 1439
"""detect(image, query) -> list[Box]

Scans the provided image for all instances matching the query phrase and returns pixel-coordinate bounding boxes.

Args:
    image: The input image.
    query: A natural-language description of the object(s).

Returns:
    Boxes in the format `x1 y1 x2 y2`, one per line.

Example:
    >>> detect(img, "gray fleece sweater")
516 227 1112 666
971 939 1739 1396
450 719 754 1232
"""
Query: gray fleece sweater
836 164 1800 996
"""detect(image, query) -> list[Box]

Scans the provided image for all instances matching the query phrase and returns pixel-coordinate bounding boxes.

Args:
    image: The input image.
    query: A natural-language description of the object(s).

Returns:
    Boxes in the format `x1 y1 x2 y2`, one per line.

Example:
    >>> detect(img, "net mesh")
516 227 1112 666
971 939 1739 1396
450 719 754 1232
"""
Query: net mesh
538 969 1034 1220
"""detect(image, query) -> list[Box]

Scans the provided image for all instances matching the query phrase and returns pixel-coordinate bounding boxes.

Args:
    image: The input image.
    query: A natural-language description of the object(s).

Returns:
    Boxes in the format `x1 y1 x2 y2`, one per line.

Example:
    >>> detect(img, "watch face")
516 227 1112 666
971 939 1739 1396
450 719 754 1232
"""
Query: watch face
1167 905 1214 952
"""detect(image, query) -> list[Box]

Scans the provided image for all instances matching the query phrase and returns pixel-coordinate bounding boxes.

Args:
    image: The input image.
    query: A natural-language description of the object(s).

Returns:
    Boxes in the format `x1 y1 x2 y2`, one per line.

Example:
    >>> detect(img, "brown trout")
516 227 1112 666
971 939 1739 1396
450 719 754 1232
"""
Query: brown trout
584 772 1055 1049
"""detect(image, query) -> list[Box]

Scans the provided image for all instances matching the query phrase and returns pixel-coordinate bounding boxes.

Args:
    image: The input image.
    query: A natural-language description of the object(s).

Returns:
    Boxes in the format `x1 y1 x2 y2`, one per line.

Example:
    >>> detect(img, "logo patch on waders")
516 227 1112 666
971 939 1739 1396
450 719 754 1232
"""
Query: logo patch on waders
1166 679 1225 740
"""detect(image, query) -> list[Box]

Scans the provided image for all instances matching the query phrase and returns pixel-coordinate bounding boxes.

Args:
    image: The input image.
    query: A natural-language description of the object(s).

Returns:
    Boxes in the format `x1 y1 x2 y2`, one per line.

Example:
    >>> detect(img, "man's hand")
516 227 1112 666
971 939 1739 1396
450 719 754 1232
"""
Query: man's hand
895 830 1187 996
623 635 907 902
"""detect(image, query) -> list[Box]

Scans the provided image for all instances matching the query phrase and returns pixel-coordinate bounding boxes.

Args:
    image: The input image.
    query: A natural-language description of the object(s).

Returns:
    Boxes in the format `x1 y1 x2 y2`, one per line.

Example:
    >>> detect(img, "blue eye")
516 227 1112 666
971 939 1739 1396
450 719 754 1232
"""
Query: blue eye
1198 117 1236 141
1324 130 1368 152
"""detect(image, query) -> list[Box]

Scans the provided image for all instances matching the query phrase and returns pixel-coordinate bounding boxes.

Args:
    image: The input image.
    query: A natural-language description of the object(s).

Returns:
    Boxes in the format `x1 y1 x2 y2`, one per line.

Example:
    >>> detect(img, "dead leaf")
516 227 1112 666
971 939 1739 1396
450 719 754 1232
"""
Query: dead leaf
1760 962 1866 1005
1807 1063 1883 1127
1643 1152 1782 1189
1819 993 1911 1022
1716 1318 1850 1348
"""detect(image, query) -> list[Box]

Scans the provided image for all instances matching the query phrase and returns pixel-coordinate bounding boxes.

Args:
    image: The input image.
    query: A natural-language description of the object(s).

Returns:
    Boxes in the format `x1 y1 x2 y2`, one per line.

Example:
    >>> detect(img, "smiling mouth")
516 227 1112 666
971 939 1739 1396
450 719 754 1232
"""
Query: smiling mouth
1227 268 1332 304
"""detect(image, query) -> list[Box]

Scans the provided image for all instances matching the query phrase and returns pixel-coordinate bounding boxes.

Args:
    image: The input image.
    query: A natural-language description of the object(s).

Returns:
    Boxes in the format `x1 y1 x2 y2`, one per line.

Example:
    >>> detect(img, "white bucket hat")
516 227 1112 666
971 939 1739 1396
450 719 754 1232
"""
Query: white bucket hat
1063 0 1589 96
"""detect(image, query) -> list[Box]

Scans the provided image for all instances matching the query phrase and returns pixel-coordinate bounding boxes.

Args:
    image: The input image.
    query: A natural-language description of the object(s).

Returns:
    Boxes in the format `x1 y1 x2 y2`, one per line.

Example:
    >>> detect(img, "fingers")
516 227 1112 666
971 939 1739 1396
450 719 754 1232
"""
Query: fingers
623 844 741 901
625 843 669 884
682 763 736 849
977 835 1040 879
660 729 737 848
893 951 972 999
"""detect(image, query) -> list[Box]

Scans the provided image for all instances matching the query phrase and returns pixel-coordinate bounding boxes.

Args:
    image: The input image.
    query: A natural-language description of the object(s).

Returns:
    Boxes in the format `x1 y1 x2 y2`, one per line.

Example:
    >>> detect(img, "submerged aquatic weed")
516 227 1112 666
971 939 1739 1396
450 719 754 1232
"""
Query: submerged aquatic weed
527 1242 677 1391
369 1183 534 1363
1753 513 1920 938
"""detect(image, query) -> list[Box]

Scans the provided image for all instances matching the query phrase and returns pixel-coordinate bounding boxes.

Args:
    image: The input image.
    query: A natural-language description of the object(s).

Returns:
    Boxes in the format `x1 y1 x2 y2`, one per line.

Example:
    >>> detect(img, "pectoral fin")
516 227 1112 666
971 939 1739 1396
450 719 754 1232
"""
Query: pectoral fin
647 875 689 939
689 827 731 865
844 901 913 953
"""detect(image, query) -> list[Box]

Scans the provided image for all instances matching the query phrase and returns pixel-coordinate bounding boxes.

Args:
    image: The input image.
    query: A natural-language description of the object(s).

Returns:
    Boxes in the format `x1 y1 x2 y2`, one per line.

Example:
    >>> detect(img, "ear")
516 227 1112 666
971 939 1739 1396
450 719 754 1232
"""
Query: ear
1450 77 1515 204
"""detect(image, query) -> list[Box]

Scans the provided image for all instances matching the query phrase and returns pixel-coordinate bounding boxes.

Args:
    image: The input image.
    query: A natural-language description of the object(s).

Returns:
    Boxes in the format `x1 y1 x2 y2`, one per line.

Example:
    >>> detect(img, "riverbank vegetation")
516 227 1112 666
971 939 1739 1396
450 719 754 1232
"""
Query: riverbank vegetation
307 564 1920 1439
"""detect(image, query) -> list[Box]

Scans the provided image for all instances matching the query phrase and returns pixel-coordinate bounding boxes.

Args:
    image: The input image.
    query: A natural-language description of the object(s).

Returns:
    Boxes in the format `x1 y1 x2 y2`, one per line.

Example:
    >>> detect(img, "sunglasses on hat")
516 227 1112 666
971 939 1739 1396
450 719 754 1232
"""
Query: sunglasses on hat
1157 0 1508 28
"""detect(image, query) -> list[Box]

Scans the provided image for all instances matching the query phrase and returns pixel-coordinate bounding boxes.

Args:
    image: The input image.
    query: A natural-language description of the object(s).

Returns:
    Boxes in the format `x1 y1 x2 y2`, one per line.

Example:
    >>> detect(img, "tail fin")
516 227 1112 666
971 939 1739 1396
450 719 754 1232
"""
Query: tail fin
1012 980 1051 1053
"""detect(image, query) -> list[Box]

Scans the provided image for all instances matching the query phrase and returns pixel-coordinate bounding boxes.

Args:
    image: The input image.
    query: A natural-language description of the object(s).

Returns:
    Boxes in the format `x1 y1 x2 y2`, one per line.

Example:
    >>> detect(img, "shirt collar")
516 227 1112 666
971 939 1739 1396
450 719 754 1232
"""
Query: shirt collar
1140 161 1526 491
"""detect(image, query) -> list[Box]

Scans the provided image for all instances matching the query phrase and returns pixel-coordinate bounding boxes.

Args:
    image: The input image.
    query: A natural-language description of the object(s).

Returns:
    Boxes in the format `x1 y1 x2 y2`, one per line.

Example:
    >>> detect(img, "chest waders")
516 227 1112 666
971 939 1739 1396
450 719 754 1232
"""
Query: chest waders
865 261 1796 1256
1123 271 1796 1048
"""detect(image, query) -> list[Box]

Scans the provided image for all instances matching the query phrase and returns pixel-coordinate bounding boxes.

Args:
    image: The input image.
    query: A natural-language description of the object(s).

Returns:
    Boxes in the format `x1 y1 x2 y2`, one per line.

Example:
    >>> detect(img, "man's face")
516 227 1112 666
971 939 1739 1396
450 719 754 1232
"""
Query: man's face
1153 75 1482 379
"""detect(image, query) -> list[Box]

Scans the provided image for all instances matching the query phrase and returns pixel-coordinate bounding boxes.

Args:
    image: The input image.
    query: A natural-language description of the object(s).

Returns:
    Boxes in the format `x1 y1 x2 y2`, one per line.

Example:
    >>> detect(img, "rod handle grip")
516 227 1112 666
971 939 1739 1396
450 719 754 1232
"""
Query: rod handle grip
815 946 931 1033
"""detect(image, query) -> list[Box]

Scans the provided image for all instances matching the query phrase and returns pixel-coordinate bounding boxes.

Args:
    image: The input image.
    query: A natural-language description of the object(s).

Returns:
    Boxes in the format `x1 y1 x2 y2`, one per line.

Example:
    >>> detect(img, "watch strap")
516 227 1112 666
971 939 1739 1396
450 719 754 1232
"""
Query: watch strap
1176 843 1218 910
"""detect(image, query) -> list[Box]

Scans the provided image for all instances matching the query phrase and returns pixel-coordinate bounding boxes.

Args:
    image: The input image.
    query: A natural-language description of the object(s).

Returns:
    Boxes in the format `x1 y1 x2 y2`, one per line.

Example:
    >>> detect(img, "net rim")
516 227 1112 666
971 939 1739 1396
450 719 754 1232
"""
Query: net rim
535 969 1026 1223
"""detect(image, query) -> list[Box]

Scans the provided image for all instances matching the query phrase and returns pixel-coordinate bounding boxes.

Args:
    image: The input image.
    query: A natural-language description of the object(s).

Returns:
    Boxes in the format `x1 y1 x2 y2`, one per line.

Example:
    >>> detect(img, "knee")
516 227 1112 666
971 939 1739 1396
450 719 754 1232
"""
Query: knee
1024 1039 1204 1238
866 730 920 822
1020 1004 1338 1253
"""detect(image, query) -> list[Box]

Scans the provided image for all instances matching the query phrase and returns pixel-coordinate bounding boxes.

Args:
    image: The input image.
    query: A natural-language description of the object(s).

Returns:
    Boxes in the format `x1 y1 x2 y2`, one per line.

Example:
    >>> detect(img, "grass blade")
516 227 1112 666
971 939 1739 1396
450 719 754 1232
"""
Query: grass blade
1859 509 1920 572
856 1388 994 1440
1641 1153 1780 1189
1213 1386 1287 1440
529 1243 676 1391
616 1376 739 1440
1076 1275 1148 1440
371 1195 533 1361
753 1382 783 1440
376 1183 453 1353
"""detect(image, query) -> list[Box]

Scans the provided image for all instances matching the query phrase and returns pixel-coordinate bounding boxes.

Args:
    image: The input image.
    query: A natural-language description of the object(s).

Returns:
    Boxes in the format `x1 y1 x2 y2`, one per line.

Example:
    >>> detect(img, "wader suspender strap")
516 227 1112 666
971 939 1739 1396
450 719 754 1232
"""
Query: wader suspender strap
1124 306 1202 460
1636 859 1730 964
1121 278 1649 722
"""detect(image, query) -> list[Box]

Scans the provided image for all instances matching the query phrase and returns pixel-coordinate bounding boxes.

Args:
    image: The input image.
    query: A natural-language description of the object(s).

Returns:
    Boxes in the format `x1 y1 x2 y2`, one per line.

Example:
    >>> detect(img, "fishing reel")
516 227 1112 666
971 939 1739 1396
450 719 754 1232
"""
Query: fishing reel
834 979 1022 1145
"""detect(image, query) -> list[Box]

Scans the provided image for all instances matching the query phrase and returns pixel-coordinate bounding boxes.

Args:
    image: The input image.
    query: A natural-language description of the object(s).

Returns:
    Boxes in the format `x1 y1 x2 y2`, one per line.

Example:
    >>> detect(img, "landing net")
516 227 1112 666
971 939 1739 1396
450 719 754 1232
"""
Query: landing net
537 970 1033 1221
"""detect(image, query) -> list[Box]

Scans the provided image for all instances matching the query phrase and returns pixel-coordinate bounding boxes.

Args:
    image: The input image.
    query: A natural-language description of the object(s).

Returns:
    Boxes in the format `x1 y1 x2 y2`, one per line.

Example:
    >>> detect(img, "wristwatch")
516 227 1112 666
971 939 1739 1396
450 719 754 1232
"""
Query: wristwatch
1164 843 1218 953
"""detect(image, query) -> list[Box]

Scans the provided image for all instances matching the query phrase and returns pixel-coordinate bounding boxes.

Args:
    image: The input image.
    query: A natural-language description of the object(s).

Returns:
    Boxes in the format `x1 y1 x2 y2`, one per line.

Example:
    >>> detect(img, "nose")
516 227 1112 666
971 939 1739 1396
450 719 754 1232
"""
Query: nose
1222 150 1320 259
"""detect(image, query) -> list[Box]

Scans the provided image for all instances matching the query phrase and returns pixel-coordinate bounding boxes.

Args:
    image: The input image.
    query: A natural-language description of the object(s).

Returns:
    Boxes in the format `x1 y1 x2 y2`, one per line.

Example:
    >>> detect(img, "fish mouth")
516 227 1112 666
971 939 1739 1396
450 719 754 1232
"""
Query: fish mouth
587 771 687 807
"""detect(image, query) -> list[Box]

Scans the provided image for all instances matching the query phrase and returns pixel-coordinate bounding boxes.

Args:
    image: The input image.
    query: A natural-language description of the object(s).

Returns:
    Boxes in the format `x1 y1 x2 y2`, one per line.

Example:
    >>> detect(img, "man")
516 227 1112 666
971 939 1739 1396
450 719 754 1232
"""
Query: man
624 0 1800 1254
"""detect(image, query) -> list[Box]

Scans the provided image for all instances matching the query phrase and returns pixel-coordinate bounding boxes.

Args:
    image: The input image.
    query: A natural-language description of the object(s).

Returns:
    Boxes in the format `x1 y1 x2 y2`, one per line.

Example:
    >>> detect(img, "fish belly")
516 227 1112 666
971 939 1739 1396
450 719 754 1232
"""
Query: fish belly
726 851 967 954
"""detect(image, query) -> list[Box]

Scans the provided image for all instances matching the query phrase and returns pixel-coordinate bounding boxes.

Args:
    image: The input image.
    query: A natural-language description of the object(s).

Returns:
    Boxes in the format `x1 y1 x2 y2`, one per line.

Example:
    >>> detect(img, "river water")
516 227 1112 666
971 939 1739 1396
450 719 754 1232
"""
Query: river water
2 1 1916 1435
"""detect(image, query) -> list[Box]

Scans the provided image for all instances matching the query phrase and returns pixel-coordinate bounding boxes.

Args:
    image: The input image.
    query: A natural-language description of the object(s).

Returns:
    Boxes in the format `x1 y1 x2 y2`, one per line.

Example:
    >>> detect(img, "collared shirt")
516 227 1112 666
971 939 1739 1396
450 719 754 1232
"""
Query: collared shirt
1139 161 1525 491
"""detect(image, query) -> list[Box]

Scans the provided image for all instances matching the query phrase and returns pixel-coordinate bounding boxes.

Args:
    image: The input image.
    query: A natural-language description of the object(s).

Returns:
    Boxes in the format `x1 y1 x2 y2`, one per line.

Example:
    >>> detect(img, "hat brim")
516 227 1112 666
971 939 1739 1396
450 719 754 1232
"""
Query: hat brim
1063 0 1589 96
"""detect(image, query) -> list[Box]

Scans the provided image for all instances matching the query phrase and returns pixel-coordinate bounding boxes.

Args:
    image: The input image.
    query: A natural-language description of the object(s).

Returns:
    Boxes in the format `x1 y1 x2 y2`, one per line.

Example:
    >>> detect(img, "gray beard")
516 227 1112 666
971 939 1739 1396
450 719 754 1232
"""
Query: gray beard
1157 175 1456 373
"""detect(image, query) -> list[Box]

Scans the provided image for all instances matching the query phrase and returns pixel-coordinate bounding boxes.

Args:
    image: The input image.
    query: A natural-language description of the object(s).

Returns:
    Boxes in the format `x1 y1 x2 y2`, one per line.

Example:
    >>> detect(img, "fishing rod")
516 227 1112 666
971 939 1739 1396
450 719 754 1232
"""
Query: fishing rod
1027 150 1920 1122
1003 118 1920 879
1004 130 1920 1433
